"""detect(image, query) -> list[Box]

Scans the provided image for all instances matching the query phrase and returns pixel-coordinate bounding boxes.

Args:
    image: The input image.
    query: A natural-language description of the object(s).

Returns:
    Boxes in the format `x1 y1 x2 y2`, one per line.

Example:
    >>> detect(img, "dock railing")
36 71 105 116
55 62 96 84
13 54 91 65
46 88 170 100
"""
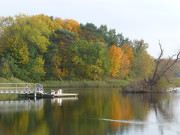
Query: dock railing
0 83 41 92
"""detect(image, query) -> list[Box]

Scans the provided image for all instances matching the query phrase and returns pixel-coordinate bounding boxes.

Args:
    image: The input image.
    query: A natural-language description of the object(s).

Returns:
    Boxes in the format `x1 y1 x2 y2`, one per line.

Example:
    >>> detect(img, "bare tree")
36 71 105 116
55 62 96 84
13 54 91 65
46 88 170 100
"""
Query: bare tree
144 42 180 90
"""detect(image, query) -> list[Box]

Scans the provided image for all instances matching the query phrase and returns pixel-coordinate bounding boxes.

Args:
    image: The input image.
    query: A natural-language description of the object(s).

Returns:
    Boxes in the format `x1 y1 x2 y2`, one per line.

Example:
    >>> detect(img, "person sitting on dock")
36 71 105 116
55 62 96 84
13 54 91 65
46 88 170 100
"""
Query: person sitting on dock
37 85 41 91
25 84 28 92
37 85 44 94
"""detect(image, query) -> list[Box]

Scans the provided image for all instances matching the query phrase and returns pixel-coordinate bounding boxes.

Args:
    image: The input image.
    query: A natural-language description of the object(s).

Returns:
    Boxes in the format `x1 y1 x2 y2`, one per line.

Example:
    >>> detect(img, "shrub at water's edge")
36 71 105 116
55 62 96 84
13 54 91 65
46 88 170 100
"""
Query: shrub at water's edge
122 78 178 93
171 77 180 87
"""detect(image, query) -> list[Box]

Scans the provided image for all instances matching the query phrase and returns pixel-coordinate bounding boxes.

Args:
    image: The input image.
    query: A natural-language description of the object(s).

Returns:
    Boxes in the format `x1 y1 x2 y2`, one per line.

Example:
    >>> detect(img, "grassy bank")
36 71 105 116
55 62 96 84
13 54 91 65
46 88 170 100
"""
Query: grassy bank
171 77 180 87
41 79 130 88
0 77 26 83
0 77 129 88
1 77 179 89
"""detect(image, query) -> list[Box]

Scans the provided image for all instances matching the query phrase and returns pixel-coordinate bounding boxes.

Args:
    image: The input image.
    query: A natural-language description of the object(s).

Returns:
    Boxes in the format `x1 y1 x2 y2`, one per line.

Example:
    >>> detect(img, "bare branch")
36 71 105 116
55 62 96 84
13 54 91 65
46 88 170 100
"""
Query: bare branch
143 43 180 90
151 42 164 81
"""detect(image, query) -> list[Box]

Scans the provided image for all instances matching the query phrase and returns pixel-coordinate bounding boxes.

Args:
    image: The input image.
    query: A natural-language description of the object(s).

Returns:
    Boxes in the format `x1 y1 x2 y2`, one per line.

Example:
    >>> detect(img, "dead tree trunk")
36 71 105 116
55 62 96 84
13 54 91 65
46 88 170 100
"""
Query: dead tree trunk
144 42 180 90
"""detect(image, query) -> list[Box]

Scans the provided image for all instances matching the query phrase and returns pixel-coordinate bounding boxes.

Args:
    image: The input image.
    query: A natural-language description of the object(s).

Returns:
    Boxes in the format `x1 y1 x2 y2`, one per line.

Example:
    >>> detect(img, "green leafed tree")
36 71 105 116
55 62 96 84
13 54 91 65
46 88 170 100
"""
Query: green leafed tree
79 23 102 43
0 14 51 81
130 47 155 79
64 40 110 80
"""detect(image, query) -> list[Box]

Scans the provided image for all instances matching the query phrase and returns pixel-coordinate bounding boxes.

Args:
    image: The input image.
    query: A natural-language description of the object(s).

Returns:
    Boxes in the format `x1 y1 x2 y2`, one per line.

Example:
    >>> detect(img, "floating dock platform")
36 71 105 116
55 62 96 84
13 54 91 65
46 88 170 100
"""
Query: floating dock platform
18 93 78 98
54 93 78 97
18 93 54 98
50 89 78 98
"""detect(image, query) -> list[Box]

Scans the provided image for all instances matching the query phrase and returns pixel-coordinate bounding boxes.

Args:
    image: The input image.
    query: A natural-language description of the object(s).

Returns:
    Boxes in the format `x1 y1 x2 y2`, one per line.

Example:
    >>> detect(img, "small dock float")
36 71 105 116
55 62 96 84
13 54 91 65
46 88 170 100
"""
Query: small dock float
51 89 78 98
54 93 78 97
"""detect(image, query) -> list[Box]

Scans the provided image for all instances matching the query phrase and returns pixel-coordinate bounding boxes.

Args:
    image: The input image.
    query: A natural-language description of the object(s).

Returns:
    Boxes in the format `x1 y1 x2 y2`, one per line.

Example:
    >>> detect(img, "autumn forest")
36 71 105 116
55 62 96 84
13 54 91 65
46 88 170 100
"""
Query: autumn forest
0 14 155 82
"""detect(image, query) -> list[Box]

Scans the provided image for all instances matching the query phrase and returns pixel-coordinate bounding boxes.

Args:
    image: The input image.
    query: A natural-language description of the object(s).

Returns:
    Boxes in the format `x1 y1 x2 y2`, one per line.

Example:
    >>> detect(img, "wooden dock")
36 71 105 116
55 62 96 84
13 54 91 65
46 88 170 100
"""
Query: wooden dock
18 93 54 98
0 90 34 94
18 93 78 98
0 83 78 99
0 83 40 91
0 90 78 99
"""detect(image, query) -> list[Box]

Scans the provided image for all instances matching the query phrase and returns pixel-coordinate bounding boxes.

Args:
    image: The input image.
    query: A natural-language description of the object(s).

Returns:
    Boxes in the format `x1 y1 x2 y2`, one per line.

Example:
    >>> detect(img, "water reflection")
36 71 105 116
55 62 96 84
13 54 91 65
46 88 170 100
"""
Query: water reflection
104 92 180 135
0 88 179 135
0 99 44 112
51 97 78 106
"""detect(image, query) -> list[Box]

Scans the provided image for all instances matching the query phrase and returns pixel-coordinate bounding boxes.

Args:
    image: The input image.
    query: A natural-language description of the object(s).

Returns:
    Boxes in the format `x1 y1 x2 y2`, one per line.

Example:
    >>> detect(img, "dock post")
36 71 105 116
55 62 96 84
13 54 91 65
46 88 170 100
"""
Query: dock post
34 87 36 99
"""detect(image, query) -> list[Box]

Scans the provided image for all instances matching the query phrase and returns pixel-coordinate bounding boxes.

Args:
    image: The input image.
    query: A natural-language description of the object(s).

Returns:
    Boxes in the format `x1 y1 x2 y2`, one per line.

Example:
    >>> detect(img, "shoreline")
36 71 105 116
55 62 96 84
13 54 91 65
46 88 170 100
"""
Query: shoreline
41 80 130 88
1 77 180 89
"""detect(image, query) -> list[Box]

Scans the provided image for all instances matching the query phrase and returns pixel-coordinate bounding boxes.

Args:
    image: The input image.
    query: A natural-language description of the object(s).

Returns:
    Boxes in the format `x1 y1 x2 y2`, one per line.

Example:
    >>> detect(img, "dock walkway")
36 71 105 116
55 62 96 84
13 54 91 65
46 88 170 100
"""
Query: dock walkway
0 83 78 98
0 90 34 94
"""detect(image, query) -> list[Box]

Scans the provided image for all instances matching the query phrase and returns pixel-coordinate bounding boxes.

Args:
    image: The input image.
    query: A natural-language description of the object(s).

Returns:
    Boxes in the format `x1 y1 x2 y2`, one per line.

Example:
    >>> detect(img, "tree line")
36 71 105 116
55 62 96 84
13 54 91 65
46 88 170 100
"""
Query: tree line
0 14 155 82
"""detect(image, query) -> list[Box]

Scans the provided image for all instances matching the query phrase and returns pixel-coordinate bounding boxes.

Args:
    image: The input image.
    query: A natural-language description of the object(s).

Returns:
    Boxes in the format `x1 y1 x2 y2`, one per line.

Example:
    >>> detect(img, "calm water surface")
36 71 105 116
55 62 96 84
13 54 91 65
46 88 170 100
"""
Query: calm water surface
0 88 180 135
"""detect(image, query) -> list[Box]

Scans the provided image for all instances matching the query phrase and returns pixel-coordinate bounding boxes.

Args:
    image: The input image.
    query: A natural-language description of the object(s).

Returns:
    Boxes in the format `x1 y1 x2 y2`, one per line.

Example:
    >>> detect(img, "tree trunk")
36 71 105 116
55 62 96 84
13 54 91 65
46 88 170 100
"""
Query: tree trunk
144 42 180 91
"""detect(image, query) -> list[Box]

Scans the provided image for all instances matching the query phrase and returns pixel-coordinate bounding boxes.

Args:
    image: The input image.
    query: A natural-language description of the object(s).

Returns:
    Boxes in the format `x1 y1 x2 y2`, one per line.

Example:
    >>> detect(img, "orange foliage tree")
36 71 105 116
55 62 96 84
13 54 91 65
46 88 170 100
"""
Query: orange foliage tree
63 19 80 33
53 18 80 33
120 44 135 78
109 45 131 78
119 54 130 78
109 45 123 78
121 43 134 62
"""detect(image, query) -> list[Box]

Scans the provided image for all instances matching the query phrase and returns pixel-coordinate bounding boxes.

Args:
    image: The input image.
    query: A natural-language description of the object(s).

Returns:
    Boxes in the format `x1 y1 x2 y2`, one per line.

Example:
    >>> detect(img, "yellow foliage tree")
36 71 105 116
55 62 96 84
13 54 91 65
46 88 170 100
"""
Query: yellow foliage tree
7 36 29 64
26 15 51 53
130 48 155 79
53 17 64 29
33 57 46 76
121 43 134 62
35 14 59 30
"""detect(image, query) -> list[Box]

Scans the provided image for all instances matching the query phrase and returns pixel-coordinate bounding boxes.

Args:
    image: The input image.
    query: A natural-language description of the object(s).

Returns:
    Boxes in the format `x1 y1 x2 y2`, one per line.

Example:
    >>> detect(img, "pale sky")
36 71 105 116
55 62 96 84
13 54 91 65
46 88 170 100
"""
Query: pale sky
1 0 180 58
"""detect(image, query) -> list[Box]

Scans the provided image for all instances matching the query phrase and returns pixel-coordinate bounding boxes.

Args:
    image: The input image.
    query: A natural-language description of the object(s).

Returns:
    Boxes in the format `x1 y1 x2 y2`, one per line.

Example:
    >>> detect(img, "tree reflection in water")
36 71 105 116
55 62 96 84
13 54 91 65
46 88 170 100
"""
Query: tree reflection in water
0 89 179 135
109 92 178 135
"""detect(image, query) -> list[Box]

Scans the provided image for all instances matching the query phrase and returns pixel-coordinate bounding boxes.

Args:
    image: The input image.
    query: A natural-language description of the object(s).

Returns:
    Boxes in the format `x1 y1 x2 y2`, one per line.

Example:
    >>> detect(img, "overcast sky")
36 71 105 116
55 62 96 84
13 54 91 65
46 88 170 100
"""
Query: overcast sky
1 0 180 58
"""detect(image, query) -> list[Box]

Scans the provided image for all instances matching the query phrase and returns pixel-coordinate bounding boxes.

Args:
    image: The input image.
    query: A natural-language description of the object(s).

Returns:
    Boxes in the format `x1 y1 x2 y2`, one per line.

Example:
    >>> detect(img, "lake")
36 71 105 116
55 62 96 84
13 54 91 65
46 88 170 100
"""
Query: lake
0 88 180 135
